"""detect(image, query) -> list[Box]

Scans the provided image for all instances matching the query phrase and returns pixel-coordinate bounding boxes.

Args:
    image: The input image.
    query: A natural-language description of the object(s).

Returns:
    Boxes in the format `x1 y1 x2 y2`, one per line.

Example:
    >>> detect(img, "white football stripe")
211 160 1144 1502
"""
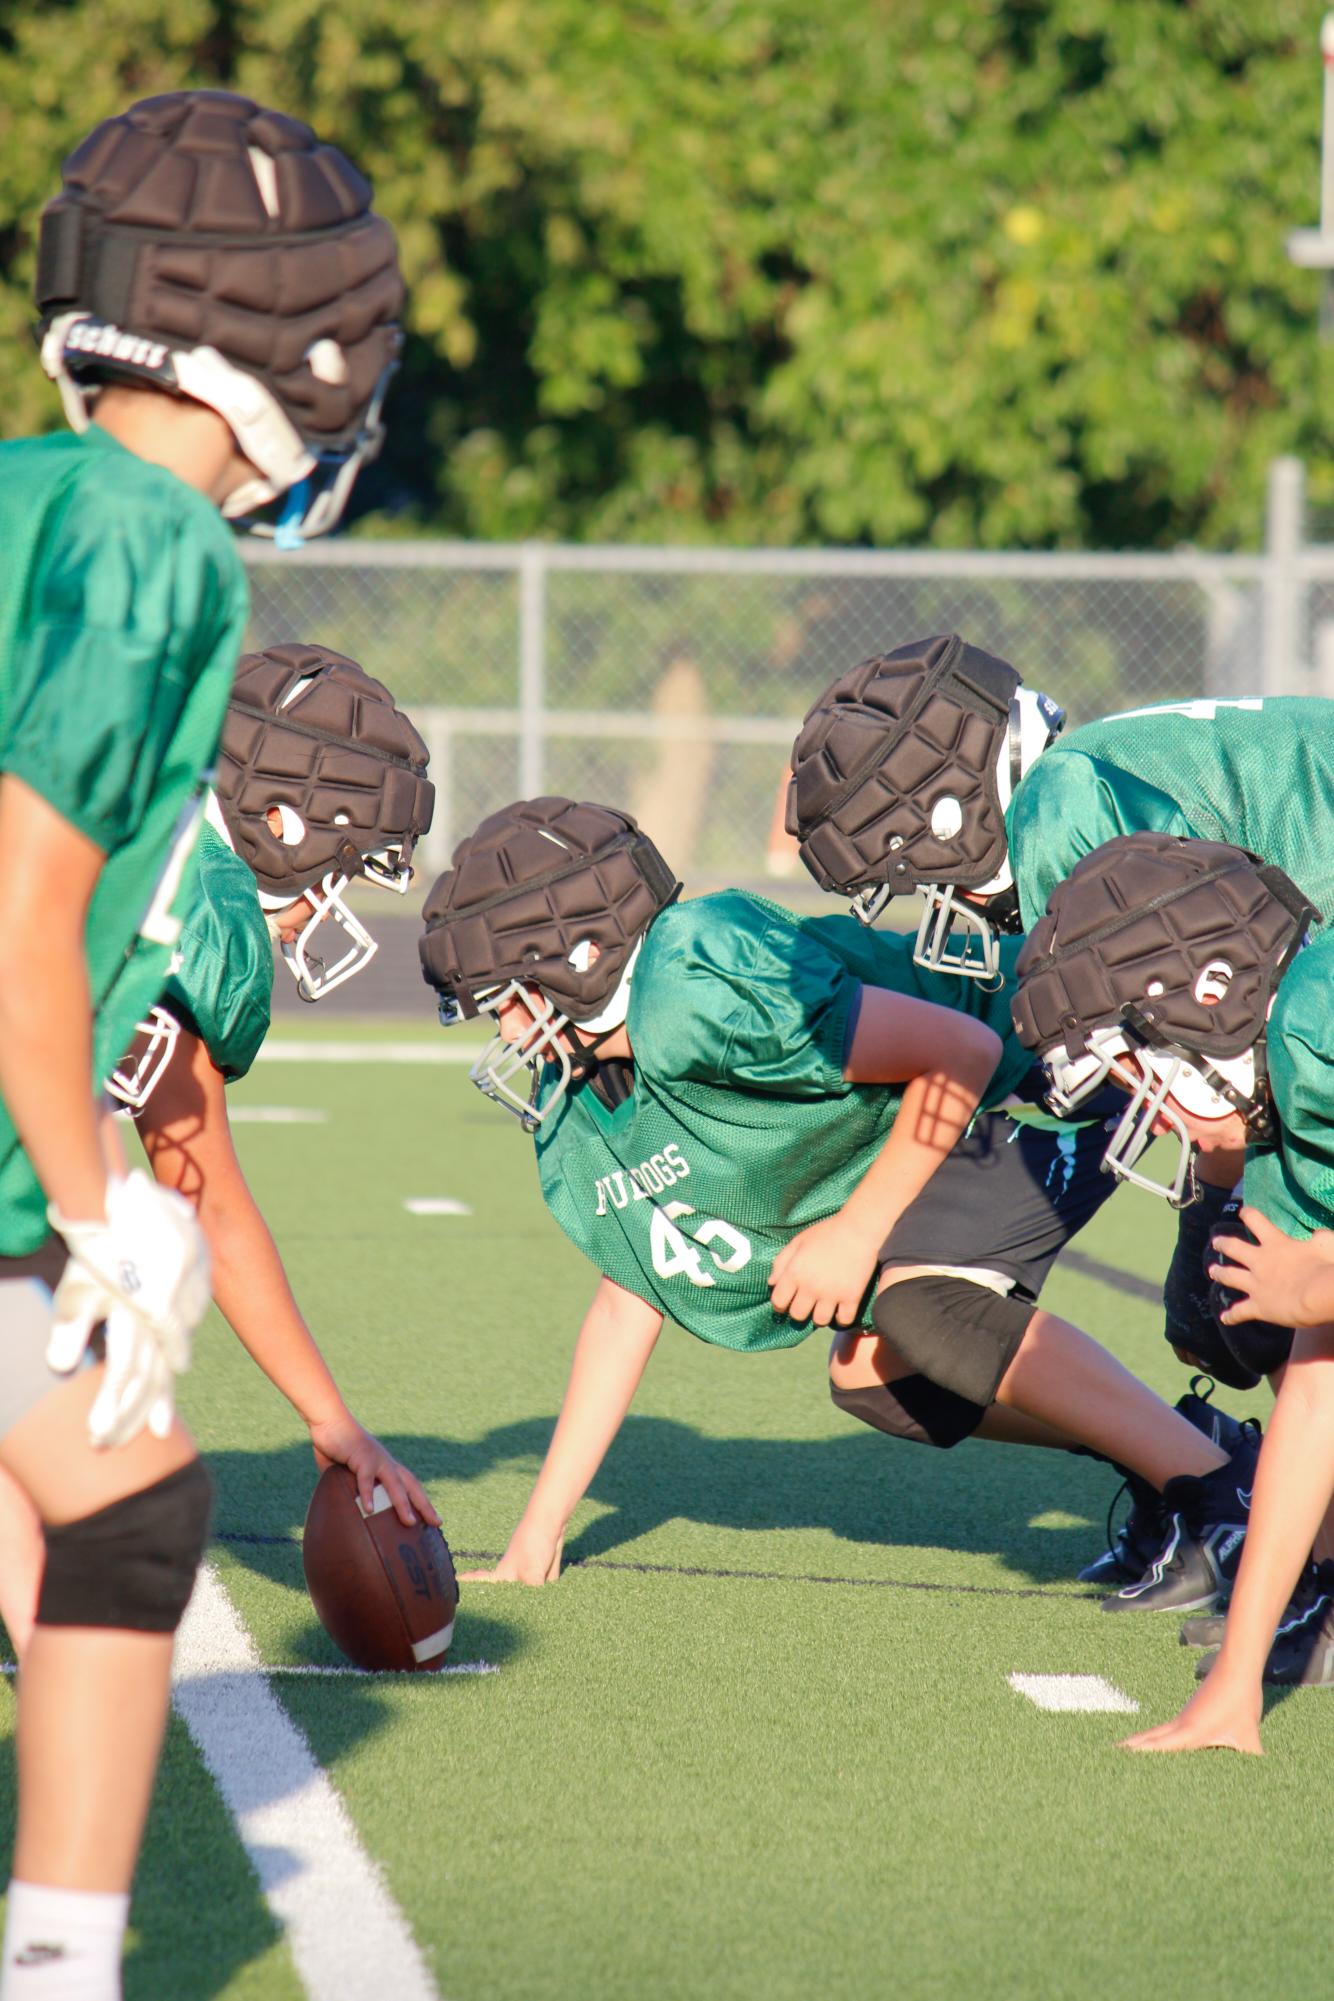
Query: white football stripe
411 1619 456 1664
1 1659 495 1678
1008 1672 1139 1714
172 1561 441 1999
403 1198 473 1217
256 1041 476 1064
229 1107 329 1124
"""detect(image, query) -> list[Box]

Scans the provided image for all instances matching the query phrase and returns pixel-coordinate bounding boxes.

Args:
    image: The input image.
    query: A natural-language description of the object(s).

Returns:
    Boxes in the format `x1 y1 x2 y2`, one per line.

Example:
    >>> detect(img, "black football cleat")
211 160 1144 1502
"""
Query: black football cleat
1195 1594 1334 1688
1180 1556 1334 1649
1078 1379 1250 1588
1101 1427 1261 1614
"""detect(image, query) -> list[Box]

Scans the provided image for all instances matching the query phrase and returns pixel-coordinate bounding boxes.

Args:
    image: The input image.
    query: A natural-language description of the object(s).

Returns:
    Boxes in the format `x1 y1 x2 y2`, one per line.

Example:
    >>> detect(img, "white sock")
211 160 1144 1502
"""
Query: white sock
1 1881 128 2001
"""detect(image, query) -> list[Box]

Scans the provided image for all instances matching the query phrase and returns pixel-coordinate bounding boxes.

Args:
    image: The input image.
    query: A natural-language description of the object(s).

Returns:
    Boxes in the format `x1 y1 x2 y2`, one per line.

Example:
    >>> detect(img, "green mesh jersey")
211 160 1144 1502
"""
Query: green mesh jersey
1007 698 1334 934
1244 933 1334 1240
532 890 1033 1353
159 821 273 1083
0 426 247 1253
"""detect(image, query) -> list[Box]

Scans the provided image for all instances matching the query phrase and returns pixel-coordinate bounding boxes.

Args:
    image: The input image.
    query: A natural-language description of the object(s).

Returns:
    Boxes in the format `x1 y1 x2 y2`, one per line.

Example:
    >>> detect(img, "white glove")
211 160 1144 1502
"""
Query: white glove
47 1171 212 1448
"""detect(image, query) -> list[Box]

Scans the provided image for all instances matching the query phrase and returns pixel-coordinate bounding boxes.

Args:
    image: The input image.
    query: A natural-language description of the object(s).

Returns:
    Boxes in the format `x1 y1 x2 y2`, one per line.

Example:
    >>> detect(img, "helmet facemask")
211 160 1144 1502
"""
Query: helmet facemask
911 687 1064 983
105 1004 182 1114
463 940 641 1132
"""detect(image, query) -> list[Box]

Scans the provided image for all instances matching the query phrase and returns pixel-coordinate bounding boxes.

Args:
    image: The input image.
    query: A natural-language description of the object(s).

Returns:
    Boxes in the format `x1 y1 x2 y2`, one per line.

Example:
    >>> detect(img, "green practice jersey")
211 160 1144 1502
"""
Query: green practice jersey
1008 698 1334 935
0 426 247 1253
1244 932 1334 1240
160 821 273 1083
532 890 1033 1353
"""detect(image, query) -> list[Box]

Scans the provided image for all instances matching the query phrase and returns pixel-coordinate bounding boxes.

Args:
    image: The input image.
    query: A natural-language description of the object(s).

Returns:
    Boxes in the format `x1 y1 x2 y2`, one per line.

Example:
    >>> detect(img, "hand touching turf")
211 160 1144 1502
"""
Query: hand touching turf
1209 1207 1334 1330
768 1213 879 1327
1120 1664 1263 1757
309 1412 439 1529
462 1522 564 1586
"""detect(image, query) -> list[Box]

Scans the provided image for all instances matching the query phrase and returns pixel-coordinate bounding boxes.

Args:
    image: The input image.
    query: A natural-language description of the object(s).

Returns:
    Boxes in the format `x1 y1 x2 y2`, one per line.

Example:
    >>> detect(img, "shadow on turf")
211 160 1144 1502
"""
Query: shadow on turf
209 1420 1114 1594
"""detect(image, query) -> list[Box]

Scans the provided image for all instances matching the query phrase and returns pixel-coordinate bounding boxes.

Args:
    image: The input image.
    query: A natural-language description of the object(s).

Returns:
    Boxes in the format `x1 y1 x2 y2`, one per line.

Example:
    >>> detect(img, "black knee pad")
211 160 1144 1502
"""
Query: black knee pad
872 1274 1035 1407
831 1374 986 1449
37 1459 213 1633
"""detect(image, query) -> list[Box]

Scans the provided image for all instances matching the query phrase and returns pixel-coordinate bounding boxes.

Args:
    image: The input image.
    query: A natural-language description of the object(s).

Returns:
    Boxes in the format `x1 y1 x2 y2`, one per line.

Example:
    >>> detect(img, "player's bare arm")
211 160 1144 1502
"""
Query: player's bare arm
768 989 1002 1327
462 1278 663 1586
137 1023 436 1528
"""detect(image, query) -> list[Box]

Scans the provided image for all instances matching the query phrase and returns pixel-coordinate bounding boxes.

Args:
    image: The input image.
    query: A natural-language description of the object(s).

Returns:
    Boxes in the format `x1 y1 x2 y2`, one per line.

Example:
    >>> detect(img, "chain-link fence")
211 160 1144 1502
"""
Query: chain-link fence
242 460 1334 885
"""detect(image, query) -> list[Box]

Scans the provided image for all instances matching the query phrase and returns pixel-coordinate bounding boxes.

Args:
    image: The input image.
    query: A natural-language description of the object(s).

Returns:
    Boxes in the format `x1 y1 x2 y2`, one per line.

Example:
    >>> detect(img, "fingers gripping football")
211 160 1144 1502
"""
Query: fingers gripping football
47 1170 211 1447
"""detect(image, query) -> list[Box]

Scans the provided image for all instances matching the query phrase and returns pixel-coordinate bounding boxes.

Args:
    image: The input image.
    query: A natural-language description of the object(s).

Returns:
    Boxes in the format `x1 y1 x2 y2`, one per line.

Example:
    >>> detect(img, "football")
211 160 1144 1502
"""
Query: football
302 1466 458 1673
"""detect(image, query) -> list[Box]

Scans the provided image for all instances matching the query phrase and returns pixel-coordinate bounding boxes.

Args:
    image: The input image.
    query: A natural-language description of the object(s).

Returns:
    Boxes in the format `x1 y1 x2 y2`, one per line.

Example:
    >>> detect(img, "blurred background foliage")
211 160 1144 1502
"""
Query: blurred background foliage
0 0 1329 549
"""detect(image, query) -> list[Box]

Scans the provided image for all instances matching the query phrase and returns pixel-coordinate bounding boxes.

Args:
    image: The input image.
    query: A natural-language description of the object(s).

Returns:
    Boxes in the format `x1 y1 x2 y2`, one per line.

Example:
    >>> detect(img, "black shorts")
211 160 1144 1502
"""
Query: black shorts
879 1108 1116 1303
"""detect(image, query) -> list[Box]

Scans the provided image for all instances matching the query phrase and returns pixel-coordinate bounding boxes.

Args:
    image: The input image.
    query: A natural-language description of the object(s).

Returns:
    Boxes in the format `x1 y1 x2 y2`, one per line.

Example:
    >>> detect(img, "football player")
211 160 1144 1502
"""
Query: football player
0 94 401 2000
1011 832 1334 1727
786 638 1333 1430
0 644 440 1662
418 798 1256 1597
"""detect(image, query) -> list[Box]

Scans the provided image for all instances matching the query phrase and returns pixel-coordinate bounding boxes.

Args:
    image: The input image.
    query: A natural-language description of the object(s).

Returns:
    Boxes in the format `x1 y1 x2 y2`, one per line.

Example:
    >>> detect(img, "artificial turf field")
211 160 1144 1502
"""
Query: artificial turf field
2 1022 1328 2001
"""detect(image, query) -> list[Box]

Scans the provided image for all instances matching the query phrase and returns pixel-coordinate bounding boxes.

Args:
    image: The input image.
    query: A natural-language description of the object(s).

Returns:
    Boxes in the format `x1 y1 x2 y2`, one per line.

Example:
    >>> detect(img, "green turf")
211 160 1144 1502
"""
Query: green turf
5 1056 1316 2001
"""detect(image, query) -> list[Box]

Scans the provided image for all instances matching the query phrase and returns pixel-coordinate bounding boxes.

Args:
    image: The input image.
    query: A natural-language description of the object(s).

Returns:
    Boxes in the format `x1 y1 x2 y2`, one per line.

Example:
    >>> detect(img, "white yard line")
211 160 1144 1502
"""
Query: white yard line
229 1107 330 1124
403 1198 473 1217
256 1041 476 1064
172 1561 442 2001
1008 1672 1139 1714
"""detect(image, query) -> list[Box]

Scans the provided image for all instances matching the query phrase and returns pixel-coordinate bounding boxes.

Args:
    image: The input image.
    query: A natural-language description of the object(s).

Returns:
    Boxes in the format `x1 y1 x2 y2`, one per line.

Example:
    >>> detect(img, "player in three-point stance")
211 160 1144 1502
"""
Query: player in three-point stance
785 638 1334 1572
417 797 1255 1597
1011 833 1334 1742
0 92 401 1998
0 644 441 1661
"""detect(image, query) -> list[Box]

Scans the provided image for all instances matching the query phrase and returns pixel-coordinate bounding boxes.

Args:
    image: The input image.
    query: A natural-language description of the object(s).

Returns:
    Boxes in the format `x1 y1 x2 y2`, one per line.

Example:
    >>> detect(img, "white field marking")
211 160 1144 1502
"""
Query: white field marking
229 1107 329 1125
1008 1672 1140 1714
403 1197 473 1217
172 1561 441 2001
255 1041 477 1064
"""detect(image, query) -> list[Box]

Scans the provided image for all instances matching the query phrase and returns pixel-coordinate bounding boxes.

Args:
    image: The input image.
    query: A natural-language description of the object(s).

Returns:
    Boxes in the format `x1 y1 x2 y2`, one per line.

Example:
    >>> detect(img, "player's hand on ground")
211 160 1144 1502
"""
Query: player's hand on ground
309 1413 439 1528
461 1523 564 1586
47 1170 211 1447
768 1214 878 1326
1119 1664 1263 1757
1209 1207 1334 1328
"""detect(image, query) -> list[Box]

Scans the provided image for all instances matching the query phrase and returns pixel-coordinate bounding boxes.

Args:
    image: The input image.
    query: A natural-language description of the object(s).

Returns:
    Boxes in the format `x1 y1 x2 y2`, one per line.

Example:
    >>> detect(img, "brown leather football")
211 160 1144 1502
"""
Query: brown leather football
302 1466 458 1672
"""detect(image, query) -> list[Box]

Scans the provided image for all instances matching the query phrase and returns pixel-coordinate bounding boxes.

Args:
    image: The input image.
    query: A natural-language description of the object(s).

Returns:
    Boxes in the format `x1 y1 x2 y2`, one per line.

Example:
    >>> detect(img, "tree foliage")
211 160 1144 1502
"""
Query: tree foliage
0 0 1327 548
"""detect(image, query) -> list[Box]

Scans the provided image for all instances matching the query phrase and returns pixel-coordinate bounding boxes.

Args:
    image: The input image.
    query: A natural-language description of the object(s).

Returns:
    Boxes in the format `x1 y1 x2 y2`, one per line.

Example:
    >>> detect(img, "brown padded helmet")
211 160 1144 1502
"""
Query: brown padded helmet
217 644 434 900
420 798 681 1024
787 634 1040 902
37 91 403 529
1011 832 1318 1074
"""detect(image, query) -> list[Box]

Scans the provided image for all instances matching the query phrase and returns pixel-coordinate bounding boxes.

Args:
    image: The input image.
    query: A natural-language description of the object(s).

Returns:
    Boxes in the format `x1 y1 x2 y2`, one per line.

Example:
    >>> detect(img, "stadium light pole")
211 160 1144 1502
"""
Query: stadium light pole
1288 13 1334 337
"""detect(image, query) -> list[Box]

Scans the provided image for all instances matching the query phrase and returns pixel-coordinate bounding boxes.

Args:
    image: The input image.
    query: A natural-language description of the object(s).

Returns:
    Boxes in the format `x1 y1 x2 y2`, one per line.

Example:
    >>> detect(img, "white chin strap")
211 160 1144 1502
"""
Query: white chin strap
105 1005 182 1114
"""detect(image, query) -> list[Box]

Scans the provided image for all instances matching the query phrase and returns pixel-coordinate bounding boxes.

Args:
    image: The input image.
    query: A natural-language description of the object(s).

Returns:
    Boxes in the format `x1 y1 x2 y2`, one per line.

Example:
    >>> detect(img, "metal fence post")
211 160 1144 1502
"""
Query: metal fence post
518 544 547 796
1261 456 1305 696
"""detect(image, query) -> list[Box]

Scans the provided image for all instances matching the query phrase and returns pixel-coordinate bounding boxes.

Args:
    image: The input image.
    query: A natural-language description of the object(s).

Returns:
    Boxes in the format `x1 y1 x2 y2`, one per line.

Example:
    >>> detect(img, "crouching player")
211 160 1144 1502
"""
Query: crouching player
787 638 1334 1404
1011 832 1334 1736
0 89 403 1997
418 798 1255 1594
0 644 441 1662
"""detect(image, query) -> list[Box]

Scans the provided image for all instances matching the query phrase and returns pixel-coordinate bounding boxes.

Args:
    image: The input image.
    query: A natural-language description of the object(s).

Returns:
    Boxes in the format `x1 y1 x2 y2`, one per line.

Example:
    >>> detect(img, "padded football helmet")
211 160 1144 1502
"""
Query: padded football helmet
216 644 434 999
787 634 1064 983
1012 832 1317 1206
37 91 403 541
420 798 681 1130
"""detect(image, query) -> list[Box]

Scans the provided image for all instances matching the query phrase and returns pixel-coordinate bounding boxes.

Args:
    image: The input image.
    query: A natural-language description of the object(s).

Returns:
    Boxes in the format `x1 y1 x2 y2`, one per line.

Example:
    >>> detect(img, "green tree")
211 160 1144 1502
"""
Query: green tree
0 0 1327 548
